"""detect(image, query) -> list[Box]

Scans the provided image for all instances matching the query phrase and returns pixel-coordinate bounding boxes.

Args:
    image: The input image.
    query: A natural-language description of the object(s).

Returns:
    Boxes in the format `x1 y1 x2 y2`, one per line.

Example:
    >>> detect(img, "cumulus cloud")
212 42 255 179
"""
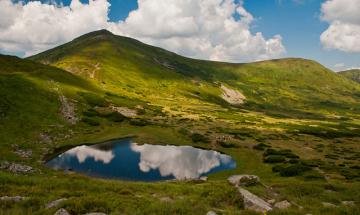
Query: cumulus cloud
320 0 360 52
109 0 285 62
0 0 110 56
0 0 285 62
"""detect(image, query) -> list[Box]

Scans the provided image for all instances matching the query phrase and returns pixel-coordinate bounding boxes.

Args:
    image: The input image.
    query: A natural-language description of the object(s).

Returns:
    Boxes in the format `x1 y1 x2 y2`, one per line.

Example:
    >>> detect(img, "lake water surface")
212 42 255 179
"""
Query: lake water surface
46 139 236 181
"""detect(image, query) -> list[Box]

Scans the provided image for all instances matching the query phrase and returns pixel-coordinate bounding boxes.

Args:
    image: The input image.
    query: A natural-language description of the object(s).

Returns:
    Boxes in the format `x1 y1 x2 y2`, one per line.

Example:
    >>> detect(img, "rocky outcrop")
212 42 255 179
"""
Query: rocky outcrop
274 200 291 209
238 187 272 213
0 162 35 174
228 175 260 187
46 198 67 209
110 106 137 117
54 208 70 215
84 213 108 215
206 211 217 215
59 95 78 124
221 85 246 106
322 202 337 207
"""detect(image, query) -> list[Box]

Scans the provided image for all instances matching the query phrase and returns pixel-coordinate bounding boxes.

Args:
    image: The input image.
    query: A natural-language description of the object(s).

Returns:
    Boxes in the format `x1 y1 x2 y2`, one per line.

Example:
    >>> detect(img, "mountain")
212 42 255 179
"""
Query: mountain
30 30 360 119
1 30 360 214
339 69 360 83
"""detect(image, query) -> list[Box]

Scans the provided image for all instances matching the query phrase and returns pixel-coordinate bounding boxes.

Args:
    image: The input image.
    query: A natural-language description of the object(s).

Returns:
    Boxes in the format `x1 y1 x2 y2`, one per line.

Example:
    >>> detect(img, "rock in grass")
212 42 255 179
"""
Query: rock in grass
0 196 25 202
8 163 35 174
54 208 70 215
228 175 260 187
274 200 291 209
341 201 355 206
45 198 67 209
84 213 108 215
206 211 217 215
238 187 272 213
199 176 208 181
322 202 337 207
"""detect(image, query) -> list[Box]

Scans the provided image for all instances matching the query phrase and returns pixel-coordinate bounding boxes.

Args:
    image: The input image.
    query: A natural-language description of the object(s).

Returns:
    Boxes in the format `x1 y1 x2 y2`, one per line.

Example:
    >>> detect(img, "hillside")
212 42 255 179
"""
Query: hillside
339 69 360 84
0 30 359 215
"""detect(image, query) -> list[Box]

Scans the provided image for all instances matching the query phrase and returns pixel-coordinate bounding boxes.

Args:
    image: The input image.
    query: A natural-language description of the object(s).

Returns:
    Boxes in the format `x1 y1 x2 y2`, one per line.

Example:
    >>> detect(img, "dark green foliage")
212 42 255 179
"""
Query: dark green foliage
264 155 286 163
83 109 99 117
303 171 325 180
218 141 238 148
279 164 312 177
81 117 100 126
129 119 151 126
103 112 126 122
253 143 271 151
191 133 210 143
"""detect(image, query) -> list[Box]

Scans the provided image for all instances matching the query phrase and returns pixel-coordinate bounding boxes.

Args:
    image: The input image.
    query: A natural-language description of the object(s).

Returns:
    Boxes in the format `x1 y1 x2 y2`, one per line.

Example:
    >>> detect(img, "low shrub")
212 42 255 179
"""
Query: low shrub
82 117 100 126
253 143 270 151
279 164 312 177
130 119 151 126
103 112 126 122
264 155 286 163
191 133 210 143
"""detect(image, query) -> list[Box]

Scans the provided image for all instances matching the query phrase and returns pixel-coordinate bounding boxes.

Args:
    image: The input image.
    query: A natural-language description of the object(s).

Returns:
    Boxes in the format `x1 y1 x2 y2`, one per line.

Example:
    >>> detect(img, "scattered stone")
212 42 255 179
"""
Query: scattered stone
110 106 138 118
159 197 172 202
39 133 52 144
341 201 355 206
322 202 337 208
199 176 208 181
267 199 276 204
274 200 291 209
8 163 35 174
84 213 107 215
54 208 70 215
238 187 272 213
228 175 260 187
45 198 67 209
14 149 32 159
0 161 10 169
206 211 217 215
0 196 25 202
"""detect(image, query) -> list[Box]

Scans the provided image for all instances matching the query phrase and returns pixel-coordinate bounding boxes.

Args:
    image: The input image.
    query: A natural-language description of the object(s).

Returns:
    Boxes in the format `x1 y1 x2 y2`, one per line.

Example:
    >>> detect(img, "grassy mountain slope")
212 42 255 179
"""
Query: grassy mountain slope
339 69 360 83
0 30 359 214
30 30 360 120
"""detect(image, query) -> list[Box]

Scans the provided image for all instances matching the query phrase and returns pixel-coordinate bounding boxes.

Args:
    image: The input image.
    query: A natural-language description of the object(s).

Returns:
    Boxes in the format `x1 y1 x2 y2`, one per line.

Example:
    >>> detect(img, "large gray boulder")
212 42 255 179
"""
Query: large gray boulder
238 188 272 213
228 175 260 187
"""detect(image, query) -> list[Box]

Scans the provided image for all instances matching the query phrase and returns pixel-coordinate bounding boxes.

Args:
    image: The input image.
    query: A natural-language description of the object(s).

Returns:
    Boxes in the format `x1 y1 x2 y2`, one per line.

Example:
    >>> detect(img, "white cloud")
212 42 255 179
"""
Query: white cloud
0 0 285 62
320 0 360 52
0 0 110 56
109 0 285 62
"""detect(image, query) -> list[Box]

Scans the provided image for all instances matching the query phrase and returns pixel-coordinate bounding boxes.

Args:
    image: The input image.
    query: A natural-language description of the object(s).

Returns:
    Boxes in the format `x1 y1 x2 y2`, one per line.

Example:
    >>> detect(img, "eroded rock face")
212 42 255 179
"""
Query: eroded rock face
238 188 272 213
221 85 246 106
274 200 291 209
228 175 260 187
59 95 78 124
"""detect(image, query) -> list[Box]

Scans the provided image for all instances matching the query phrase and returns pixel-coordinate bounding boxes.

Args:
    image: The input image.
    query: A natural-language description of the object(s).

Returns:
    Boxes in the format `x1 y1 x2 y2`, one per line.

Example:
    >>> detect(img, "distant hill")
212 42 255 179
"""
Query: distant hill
339 69 360 84
29 30 360 119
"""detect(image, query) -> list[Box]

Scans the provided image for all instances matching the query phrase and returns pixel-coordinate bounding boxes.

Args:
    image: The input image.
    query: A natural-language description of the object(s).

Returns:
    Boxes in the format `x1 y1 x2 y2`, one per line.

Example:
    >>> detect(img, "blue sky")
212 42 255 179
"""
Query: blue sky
9 0 360 70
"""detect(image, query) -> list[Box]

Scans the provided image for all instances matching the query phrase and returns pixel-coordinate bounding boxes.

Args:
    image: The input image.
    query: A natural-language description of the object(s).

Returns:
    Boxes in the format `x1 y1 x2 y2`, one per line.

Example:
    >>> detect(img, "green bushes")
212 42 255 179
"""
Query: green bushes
191 133 210 143
264 155 286 163
129 119 151 126
103 112 126 122
272 163 312 177
253 143 271 151
81 117 100 126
